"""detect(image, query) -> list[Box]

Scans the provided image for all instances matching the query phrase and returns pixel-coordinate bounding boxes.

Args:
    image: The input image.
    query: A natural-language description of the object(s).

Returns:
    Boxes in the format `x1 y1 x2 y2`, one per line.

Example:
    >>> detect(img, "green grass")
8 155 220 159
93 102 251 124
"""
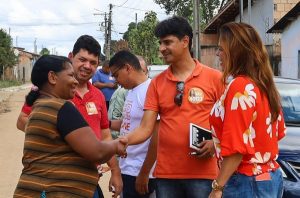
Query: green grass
0 80 22 88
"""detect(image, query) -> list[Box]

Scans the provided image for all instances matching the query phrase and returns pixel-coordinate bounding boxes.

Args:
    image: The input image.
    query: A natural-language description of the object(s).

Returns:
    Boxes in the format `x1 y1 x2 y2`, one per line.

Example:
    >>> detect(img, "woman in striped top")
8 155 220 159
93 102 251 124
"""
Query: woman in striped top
14 55 127 198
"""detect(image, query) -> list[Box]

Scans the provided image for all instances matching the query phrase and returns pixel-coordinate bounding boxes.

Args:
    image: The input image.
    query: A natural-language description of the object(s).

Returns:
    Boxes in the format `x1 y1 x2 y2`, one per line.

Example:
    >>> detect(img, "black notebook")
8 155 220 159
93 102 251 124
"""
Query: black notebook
189 123 212 150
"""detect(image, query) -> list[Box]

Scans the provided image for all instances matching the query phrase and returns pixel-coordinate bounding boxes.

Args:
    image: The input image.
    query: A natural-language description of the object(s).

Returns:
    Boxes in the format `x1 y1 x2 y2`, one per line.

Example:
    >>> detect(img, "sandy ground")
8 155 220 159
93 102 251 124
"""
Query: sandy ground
0 86 114 198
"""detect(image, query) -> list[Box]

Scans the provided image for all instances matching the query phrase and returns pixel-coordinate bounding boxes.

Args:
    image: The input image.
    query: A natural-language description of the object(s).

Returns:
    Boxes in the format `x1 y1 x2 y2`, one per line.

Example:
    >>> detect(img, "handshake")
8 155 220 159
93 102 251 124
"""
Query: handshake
114 136 129 158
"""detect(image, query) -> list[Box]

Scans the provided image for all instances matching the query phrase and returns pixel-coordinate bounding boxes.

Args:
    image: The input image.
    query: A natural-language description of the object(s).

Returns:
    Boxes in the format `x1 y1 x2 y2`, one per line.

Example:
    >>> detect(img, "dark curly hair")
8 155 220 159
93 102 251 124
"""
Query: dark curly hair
154 16 193 51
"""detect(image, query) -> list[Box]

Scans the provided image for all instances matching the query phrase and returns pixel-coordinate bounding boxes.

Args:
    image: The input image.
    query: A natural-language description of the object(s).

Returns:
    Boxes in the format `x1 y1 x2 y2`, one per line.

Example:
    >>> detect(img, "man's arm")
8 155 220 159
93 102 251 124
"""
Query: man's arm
102 128 122 198
16 112 29 132
110 120 122 131
135 120 159 195
93 81 117 89
127 110 158 145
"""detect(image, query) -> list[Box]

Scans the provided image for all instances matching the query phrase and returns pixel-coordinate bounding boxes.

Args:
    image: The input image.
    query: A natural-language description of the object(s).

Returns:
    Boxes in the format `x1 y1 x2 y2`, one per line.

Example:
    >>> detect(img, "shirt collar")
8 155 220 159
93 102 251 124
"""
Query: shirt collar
165 59 203 82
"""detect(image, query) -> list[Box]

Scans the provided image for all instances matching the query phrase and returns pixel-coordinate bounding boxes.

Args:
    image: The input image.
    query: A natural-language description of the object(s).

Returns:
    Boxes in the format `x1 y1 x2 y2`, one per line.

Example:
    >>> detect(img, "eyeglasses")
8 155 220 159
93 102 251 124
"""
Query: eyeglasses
174 81 184 106
111 65 125 79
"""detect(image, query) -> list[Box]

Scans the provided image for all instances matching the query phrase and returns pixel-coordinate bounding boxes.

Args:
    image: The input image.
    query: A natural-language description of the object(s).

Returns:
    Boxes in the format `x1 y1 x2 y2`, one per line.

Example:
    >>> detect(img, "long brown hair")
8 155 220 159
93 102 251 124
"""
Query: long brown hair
219 22 281 122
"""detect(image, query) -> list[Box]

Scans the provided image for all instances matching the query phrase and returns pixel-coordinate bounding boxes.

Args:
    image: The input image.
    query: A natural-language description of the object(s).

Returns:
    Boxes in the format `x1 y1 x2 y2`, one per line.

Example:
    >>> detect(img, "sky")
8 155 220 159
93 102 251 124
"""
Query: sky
0 0 169 56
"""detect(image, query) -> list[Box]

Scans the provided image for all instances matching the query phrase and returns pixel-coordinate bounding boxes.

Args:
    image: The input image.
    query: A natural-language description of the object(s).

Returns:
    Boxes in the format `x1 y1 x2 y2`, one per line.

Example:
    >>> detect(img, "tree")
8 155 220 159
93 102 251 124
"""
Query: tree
123 22 137 41
0 29 17 79
39 47 50 55
154 0 221 28
125 11 163 64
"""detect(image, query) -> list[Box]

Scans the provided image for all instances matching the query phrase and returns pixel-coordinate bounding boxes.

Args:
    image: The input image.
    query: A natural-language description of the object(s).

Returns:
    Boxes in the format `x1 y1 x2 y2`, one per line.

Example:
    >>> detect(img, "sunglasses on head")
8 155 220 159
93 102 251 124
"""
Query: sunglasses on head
174 81 184 106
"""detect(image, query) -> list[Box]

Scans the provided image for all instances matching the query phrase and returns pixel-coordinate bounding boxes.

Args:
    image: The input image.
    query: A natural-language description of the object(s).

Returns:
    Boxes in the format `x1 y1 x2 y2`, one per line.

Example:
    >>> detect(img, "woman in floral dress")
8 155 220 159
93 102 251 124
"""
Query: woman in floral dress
209 22 286 198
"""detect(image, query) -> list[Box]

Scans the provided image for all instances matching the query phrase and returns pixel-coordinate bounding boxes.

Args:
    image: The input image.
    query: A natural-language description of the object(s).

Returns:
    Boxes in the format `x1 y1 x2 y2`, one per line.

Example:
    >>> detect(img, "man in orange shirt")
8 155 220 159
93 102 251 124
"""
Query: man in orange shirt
120 16 223 198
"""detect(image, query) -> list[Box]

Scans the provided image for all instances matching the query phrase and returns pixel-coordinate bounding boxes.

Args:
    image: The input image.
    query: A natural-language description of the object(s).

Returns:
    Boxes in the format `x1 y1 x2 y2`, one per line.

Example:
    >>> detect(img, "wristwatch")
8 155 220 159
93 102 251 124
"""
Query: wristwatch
212 180 224 191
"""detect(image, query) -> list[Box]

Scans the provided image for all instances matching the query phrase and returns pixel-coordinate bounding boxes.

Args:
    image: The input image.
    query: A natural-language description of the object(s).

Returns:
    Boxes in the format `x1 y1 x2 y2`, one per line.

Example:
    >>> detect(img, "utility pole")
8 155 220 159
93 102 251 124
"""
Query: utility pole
94 4 112 60
104 12 109 60
94 11 107 61
239 0 244 22
135 13 138 28
106 3 112 60
193 0 200 60
248 0 251 24
34 38 37 54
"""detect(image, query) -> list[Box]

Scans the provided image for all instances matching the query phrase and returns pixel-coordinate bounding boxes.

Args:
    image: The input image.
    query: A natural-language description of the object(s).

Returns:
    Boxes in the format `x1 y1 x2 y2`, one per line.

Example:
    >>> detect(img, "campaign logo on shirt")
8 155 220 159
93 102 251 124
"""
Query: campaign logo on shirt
188 88 204 104
85 102 98 115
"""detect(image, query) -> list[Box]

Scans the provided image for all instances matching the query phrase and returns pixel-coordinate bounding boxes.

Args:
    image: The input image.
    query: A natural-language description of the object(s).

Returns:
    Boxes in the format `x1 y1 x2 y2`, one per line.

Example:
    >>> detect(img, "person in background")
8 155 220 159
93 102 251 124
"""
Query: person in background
15 35 123 198
107 55 149 140
109 51 157 198
13 55 126 198
208 22 286 198
16 86 36 131
92 60 118 110
108 86 128 139
118 16 223 198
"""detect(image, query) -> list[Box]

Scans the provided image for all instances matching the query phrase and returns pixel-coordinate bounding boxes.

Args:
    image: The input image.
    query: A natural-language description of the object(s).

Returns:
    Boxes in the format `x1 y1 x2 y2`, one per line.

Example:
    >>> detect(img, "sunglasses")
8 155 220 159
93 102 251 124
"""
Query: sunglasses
174 81 184 106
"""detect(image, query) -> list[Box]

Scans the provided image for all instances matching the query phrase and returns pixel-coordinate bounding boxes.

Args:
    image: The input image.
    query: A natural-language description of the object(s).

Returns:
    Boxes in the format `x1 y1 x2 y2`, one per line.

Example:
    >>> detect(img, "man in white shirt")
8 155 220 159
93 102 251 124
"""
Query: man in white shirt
109 51 157 198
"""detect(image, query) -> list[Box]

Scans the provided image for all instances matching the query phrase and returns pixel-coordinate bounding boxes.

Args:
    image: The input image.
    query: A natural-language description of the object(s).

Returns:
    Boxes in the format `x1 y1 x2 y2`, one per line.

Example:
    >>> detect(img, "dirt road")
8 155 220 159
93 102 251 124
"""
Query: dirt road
0 87 113 198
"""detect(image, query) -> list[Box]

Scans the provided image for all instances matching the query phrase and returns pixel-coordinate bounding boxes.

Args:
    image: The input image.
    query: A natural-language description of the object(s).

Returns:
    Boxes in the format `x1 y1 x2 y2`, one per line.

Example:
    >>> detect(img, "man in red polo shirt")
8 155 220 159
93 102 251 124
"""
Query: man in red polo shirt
120 16 224 198
16 35 122 198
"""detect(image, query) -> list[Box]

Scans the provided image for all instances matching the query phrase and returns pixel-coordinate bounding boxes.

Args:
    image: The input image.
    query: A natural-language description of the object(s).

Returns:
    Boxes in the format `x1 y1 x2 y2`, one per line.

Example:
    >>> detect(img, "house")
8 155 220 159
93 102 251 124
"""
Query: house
267 2 300 79
8 47 40 82
201 0 298 74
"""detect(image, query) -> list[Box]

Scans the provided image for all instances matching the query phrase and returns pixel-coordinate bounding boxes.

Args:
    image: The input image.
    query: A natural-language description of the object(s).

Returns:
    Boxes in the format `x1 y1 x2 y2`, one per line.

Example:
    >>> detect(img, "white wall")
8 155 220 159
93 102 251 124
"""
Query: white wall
281 15 300 79
235 0 274 45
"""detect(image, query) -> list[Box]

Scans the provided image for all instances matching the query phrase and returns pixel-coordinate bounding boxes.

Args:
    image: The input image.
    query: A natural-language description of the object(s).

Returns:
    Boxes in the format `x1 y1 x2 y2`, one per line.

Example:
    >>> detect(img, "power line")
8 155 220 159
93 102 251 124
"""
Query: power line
115 0 129 7
8 22 98 27
113 4 166 15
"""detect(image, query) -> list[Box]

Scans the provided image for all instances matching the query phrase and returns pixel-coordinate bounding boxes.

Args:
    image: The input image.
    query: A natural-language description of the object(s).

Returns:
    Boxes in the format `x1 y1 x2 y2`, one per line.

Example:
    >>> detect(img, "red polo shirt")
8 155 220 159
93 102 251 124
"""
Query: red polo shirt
72 82 109 140
21 103 32 115
21 82 108 139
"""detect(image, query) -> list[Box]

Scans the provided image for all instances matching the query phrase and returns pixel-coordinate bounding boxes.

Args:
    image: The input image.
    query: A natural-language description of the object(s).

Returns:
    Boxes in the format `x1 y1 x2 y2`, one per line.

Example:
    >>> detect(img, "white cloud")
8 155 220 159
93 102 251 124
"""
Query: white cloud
0 0 169 56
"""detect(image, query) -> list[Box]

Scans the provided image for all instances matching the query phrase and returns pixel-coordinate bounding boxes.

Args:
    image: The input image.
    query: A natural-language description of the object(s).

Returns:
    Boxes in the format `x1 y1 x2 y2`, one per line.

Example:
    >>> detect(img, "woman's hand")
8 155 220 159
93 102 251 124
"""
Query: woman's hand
209 190 223 198
116 136 128 157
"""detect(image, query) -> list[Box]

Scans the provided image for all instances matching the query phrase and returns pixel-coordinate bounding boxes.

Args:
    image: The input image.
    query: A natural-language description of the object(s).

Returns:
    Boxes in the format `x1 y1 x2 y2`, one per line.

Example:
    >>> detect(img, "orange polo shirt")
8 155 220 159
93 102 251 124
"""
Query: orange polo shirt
144 60 223 179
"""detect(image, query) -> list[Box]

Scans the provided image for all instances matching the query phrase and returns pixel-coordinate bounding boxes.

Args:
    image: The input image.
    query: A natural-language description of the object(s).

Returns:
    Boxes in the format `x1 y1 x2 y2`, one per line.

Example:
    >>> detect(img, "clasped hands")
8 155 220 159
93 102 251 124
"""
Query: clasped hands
115 136 129 158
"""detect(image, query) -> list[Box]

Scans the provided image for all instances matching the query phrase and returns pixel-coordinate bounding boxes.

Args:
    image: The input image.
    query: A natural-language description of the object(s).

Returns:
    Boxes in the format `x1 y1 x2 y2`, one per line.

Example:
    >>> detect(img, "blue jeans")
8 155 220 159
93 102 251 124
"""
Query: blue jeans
122 174 156 198
155 178 212 198
223 169 283 198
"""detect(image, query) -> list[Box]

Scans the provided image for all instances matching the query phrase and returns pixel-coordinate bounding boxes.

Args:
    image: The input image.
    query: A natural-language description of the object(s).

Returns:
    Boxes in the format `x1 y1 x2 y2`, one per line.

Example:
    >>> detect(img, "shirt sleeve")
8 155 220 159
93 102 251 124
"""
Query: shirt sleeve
98 90 109 129
277 111 287 141
110 89 127 120
220 78 257 157
57 101 89 139
21 103 32 115
144 79 159 112
92 70 100 83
